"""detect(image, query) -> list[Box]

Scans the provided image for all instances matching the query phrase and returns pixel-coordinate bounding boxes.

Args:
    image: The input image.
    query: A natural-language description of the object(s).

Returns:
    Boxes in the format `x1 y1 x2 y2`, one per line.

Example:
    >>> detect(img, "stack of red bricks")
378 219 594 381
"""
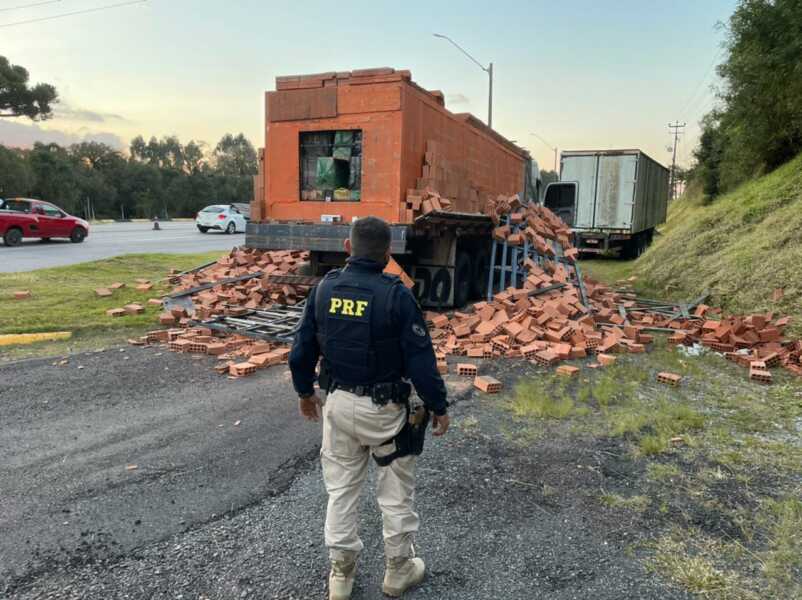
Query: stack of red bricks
157 247 311 326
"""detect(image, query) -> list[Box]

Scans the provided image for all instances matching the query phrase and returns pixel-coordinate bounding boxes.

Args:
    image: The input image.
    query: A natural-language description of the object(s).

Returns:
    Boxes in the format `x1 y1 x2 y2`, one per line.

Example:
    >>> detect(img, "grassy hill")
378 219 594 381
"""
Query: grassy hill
633 152 802 335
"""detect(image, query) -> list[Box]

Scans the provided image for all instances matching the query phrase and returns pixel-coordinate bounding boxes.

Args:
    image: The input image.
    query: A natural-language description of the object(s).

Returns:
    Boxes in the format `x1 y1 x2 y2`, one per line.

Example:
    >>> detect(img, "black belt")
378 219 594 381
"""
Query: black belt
330 382 376 398
329 380 410 406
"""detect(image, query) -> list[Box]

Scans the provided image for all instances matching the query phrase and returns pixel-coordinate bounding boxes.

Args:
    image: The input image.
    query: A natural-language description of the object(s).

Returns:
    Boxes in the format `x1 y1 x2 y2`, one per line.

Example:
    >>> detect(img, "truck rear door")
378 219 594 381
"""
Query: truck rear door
560 155 597 229
594 154 637 230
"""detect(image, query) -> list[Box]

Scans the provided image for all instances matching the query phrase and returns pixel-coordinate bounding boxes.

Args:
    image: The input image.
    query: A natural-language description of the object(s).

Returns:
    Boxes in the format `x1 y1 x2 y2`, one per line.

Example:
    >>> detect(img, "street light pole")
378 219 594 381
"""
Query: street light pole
433 33 493 128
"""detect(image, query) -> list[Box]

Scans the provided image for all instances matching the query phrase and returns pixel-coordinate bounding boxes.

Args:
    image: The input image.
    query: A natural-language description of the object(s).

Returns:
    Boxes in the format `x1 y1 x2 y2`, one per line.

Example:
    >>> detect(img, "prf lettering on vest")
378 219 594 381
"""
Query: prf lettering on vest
329 297 369 317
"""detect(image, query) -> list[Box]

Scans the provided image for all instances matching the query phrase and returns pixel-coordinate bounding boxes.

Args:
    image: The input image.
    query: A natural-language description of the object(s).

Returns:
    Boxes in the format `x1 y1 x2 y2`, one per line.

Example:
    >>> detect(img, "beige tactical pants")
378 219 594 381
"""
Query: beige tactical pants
321 388 419 561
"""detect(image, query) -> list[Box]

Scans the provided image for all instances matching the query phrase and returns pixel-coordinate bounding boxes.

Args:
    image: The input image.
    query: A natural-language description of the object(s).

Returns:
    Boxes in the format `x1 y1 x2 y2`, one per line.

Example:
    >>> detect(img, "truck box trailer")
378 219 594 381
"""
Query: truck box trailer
246 68 535 306
543 149 669 258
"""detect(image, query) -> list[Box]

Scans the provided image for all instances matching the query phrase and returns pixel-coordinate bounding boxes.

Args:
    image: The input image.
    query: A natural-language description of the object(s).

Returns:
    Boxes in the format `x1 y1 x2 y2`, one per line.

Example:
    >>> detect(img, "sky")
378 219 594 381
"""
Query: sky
1 0 737 170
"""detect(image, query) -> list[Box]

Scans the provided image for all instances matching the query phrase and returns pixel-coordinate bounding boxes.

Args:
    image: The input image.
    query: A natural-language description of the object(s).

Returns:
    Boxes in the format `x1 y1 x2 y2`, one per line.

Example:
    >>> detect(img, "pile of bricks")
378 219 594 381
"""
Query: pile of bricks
158 248 311 325
141 326 292 378
485 195 579 262
666 311 798 384
129 247 311 378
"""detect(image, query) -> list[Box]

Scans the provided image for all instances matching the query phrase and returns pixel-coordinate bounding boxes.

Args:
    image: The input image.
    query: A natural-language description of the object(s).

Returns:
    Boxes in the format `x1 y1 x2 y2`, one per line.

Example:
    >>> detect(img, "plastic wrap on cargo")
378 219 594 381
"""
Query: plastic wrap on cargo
349 156 362 189
315 157 349 189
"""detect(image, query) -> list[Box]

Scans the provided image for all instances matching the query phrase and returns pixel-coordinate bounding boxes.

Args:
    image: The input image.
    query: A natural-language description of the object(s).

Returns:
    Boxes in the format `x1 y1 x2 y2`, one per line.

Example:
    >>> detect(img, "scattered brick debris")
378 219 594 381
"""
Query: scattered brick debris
95 288 113 298
13 290 32 300
109 282 125 290
106 308 126 318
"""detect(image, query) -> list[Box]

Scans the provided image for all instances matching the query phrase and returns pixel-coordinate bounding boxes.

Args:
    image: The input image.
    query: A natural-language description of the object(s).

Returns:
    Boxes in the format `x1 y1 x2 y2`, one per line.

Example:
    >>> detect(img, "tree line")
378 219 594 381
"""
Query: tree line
0 134 258 220
691 0 802 200
1 54 257 219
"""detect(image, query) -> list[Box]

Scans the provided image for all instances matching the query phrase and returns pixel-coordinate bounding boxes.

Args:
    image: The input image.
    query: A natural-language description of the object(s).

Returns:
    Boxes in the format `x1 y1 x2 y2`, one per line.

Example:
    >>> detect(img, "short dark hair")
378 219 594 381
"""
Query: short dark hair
350 216 391 262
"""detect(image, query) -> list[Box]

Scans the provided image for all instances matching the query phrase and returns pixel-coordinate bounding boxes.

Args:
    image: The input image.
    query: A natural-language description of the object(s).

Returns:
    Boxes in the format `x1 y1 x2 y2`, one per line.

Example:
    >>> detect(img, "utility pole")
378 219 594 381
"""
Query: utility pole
668 121 686 200
433 33 494 128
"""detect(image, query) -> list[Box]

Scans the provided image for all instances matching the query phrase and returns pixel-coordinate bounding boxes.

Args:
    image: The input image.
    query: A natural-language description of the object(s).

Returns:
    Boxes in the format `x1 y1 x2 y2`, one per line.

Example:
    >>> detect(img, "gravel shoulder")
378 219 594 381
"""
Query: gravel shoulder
3 351 690 599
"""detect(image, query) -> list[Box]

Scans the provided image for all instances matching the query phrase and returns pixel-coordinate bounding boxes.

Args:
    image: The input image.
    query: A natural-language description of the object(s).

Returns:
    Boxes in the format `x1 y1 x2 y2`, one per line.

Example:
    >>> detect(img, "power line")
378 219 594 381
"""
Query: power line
0 0 146 27
679 49 725 118
0 0 62 12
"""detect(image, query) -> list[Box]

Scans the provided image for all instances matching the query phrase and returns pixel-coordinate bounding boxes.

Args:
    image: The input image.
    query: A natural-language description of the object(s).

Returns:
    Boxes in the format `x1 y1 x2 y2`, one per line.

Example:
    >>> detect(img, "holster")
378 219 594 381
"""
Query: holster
372 401 430 467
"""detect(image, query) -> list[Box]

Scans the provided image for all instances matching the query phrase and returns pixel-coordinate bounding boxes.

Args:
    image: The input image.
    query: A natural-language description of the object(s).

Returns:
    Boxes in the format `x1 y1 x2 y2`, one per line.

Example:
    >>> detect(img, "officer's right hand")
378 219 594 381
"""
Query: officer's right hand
299 393 322 422
432 413 450 436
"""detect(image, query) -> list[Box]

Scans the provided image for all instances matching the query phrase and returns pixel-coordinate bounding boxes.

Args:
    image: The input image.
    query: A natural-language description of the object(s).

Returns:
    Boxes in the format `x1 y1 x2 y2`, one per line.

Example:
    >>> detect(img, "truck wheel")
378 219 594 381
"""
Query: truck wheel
471 248 490 299
454 252 473 307
70 227 86 243
3 227 23 247
622 235 639 260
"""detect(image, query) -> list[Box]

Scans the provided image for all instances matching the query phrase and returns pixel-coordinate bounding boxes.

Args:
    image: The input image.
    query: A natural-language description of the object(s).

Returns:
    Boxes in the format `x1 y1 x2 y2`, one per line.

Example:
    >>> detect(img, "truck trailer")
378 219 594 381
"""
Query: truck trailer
246 67 536 307
543 149 669 258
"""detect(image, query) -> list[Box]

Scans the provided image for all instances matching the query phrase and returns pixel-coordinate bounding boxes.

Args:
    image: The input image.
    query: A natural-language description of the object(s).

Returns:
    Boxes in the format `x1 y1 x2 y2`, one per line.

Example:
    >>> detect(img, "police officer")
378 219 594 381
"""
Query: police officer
289 216 449 600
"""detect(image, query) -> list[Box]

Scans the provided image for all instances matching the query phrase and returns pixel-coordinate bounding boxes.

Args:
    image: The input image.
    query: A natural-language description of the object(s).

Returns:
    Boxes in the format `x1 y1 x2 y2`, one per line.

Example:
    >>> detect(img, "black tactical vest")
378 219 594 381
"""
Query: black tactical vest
315 263 403 386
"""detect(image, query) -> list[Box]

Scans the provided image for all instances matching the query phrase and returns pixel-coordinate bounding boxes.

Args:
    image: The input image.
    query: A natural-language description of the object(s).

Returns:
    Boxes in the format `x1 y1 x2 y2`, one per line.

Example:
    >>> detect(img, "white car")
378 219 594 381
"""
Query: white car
196 204 248 234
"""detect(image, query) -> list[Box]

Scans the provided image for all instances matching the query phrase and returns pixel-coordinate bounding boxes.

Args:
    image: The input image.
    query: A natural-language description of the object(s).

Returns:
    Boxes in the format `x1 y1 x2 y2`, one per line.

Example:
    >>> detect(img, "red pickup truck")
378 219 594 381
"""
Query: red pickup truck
0 198 90 246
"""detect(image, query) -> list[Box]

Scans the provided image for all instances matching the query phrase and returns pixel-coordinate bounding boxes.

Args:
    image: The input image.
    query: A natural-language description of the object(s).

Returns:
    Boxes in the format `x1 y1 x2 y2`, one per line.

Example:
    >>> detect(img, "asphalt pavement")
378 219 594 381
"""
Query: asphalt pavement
1 347 689 599
0 222 244 273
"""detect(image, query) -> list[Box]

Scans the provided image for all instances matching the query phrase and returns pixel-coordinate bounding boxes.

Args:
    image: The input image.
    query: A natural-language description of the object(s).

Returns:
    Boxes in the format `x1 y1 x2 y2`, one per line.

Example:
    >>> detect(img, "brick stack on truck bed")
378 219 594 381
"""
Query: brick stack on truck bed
246 67 537 307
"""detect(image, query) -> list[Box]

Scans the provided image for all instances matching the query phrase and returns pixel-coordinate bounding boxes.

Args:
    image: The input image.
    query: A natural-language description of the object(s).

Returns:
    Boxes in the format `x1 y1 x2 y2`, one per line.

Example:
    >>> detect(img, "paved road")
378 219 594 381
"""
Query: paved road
1 348 688 599
0 346 318 590
0 222 244 273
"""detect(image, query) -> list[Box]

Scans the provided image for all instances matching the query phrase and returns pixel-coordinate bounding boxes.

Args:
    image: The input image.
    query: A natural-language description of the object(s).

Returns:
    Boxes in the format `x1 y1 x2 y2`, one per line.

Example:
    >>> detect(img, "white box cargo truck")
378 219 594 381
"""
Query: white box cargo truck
543 149 670 258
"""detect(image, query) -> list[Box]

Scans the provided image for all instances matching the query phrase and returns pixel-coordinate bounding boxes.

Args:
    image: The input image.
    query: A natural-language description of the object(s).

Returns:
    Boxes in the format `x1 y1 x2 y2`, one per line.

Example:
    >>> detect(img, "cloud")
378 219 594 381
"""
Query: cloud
447 93 470 106
54 105 127 123
0 119 125 150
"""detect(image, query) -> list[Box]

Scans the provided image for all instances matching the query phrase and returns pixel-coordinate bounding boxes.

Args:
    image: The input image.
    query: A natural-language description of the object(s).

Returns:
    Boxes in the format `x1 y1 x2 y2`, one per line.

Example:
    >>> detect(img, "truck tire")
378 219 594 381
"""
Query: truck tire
471 248 490 299
3 227 23 247
453 251 473 308
622 234 640 260
70 227 87 243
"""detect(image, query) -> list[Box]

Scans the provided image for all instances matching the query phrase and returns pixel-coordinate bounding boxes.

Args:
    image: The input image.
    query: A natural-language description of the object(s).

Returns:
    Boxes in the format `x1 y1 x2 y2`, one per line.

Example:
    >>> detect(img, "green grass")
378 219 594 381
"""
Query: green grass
600 492 651 513
634 152 802 336
509 377 577 419
0 252 222 360
504 344 802 598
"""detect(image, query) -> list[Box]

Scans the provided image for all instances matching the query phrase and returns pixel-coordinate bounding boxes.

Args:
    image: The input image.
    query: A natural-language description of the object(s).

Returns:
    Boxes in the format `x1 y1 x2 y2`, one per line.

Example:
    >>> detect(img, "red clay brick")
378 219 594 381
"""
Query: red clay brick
556 365 580 377
474 375 502 393
457 363 478 376
597 354 617 367
656 372 682 386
